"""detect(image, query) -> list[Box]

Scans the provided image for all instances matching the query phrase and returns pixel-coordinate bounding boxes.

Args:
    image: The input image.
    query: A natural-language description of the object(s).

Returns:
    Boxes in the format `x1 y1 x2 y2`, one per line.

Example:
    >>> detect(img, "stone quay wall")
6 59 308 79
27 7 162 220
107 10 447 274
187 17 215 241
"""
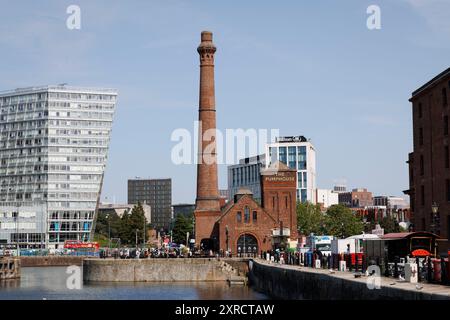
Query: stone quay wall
20 256 84 267
248 259 450 300
83 258 234 282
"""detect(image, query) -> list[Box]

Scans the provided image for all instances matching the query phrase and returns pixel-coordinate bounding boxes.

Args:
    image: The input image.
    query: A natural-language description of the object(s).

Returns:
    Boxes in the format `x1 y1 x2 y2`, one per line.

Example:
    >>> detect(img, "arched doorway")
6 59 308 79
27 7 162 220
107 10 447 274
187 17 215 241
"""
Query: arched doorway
236 234 258 257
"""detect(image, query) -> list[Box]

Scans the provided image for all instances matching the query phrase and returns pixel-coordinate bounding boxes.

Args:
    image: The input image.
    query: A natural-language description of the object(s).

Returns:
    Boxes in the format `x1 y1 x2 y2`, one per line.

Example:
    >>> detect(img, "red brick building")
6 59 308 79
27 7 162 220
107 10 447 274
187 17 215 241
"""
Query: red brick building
338 188 373 208
405 68 450 239
193 32 298 253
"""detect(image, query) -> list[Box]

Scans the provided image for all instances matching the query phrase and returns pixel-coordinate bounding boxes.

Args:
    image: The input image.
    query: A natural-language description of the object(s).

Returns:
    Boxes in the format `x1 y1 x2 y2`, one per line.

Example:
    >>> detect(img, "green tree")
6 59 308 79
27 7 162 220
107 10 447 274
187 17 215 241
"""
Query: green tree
365 216 401 234
117 203 148 246
172 214 193 245
323 204 364 238
296 202 326 236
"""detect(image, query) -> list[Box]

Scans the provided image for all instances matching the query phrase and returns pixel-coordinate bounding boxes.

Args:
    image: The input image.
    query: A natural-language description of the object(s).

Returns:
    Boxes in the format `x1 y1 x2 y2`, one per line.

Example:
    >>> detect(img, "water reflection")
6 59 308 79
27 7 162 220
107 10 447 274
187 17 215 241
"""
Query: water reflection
0 267 268 300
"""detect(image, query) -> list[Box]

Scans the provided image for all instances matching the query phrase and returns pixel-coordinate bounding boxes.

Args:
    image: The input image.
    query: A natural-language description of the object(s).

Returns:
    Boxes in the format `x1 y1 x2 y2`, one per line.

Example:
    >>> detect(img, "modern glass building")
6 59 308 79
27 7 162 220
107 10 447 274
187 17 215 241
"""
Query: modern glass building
265 136 316 203
227 136 317 204
0 85 117 249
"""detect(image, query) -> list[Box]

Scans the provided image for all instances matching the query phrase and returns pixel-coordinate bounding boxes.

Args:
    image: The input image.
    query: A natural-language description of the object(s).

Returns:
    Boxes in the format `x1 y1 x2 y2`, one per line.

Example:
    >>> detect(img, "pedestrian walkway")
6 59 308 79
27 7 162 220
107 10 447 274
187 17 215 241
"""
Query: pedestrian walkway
254 258 450 299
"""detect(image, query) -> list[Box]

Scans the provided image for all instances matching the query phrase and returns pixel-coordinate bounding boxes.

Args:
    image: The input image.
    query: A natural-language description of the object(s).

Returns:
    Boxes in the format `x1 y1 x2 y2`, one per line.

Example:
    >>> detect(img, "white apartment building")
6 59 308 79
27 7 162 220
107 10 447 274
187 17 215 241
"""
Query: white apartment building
265 136 316 203
0 85 117 249
227 136 317 204
315 189 339 208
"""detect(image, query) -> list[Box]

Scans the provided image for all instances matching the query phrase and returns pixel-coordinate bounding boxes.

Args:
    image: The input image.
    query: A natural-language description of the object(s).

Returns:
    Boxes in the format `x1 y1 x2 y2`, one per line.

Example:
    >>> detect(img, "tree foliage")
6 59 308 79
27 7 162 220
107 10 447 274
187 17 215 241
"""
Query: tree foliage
364 215 402 234
296 202 326 236
297 203 365 238
95 202 148 246
172 214 193 245
323 204 364 238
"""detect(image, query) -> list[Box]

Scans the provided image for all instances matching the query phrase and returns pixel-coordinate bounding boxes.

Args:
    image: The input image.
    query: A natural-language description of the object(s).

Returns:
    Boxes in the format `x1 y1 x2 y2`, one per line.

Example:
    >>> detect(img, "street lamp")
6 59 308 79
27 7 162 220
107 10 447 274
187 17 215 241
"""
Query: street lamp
105 214 111 251
431 202 439 234
135 229 139 249
225 225 229 253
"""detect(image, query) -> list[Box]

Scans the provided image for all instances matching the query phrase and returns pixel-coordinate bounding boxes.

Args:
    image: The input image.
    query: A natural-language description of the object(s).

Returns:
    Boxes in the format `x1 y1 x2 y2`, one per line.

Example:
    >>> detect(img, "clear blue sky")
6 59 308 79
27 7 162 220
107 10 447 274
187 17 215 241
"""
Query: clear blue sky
0 0 449 204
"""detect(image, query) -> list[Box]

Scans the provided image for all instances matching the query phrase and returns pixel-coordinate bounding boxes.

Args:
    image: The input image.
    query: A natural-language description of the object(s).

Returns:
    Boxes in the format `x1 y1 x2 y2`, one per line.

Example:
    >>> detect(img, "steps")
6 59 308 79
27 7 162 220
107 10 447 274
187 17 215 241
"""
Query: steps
216 260 248 285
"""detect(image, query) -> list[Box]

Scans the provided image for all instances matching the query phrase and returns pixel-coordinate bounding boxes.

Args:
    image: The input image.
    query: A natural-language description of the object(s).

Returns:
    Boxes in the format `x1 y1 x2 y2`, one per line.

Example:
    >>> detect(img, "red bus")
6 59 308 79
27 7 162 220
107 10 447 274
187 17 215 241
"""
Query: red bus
64 240 100 251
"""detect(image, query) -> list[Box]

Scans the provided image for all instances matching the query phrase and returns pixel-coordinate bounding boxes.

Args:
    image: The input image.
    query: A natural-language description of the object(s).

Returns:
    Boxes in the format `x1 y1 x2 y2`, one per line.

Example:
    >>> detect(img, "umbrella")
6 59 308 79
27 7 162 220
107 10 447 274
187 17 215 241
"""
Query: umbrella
411 249 431 257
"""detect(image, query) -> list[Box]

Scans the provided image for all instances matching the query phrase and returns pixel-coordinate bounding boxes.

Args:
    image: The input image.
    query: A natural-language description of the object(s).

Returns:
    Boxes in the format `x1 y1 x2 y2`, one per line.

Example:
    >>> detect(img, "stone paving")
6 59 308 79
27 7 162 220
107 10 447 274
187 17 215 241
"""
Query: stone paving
254 258 450 299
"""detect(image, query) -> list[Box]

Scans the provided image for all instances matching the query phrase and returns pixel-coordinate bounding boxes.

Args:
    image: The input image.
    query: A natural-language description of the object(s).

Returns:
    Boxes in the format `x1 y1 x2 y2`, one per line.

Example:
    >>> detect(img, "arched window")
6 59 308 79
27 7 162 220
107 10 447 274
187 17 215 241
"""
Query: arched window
253 211 257 223
244 206 250 223
236 211 242 223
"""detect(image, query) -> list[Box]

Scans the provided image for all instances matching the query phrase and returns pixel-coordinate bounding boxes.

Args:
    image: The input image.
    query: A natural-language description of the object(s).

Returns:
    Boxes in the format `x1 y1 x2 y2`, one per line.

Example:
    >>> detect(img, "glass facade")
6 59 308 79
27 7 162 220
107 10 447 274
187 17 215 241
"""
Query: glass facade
0 85 117 248
288 146 296 169
266 140 316 204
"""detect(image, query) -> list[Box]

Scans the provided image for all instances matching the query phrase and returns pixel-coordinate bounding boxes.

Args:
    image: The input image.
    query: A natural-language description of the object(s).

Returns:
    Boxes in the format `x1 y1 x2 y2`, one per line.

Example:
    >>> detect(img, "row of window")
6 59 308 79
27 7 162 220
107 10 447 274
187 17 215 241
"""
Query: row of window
48 92 115 101
49 119 112 127
269 145 307 170
417 85 449 118
48 101 114 110
49 221 91 231
1 93 47 105
231 164 261 187
236 207 258 223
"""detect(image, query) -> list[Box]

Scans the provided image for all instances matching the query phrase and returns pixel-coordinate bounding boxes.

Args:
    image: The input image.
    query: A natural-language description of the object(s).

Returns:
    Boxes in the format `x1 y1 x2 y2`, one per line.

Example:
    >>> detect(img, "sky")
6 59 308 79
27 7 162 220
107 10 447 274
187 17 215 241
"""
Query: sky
0 0 449 204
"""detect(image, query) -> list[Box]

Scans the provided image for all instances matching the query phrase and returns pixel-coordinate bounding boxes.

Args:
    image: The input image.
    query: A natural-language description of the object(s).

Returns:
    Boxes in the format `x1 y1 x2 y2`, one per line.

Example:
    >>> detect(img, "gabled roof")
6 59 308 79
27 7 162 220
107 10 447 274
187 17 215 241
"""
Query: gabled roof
216 193 277 224
261 161 296 175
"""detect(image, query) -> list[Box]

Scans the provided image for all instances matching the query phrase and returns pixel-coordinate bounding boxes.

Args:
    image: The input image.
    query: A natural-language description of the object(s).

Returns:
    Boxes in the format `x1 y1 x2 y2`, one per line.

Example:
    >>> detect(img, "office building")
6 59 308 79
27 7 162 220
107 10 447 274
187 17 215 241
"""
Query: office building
227 154 265 202
265 136 316 203
128 178 172 231
339 188 373 208
0 85 117 248
315 189 339 209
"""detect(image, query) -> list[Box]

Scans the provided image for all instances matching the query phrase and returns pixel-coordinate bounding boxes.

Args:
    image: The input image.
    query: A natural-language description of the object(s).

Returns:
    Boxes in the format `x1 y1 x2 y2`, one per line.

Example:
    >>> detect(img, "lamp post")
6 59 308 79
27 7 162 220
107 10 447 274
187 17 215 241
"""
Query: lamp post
105 214 111 251
225 225 229 253
431 202 439 235
135 229 138 249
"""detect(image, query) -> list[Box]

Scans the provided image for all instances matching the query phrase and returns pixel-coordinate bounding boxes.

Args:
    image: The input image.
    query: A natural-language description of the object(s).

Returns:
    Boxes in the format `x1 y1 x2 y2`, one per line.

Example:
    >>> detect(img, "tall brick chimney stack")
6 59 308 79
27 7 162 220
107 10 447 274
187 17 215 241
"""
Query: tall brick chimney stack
194 31 221 249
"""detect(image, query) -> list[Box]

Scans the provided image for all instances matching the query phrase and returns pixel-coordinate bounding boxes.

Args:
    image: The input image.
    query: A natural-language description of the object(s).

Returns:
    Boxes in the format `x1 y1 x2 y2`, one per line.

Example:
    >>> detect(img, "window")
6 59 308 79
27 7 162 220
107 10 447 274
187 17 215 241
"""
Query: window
421 185 425 206
447 179 450 202
298 146 307 170
236 211 242 223
244 206 250 223
420 155 424 176
446 146 449 169
419 128 423 145
445 116 449 135
279 147 287 165
253 211 257 223
443 88 448 107
288 146 296 169
418 103 422 118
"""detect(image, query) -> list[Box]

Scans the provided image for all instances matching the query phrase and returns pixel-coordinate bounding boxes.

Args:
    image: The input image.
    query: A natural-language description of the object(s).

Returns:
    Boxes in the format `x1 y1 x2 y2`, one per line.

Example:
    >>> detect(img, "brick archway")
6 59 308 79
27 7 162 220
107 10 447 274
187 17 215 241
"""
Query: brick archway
236 233 259 255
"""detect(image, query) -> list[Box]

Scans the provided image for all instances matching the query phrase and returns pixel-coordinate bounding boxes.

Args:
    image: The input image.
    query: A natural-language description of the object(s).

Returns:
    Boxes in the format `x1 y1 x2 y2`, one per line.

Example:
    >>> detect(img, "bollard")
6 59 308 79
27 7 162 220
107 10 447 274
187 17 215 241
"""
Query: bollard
427 257 432 283
441 259 447 284
432 258 442 283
